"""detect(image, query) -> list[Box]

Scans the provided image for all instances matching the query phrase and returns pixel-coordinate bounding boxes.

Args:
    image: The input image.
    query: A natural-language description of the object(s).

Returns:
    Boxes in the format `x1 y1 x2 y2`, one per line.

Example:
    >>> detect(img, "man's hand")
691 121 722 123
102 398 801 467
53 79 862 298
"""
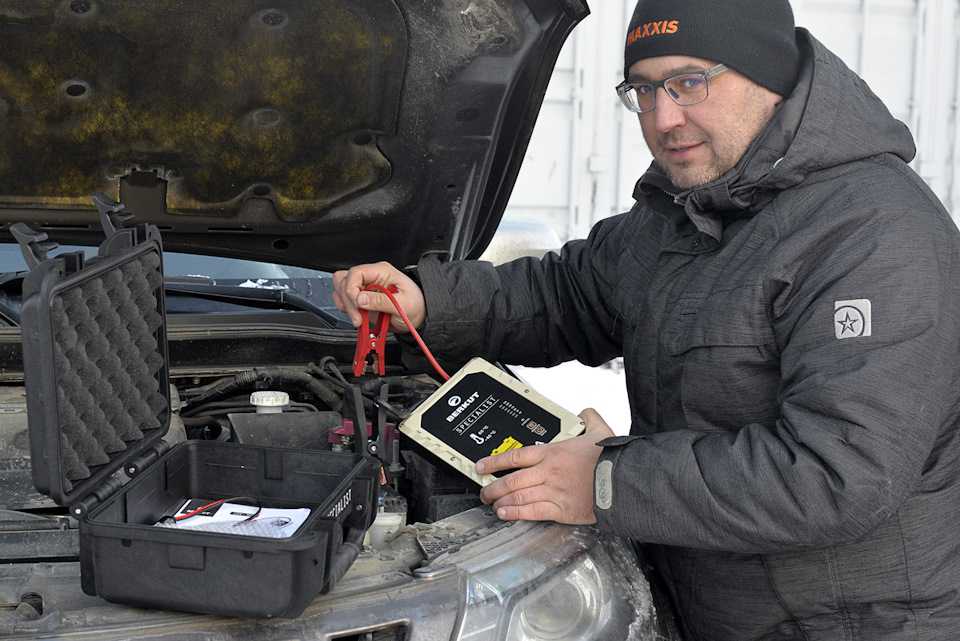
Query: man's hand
477 408 615 524
332 262 426 333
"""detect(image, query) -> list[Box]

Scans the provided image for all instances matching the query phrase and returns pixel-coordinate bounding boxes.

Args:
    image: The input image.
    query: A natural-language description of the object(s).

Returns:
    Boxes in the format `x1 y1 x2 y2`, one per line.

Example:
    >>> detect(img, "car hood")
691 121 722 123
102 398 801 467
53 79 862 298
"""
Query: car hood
0 0 588 270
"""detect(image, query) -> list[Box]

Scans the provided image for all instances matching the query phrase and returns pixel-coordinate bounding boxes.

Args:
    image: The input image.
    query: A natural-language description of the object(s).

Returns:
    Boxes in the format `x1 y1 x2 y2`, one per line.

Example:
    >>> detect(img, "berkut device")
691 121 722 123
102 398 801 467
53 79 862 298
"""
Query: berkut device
399 358 585 486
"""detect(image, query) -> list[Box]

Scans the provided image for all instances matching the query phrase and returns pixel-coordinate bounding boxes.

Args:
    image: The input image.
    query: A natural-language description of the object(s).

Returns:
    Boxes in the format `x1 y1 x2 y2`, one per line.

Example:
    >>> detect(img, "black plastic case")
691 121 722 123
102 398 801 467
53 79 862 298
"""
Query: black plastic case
14 212 377 618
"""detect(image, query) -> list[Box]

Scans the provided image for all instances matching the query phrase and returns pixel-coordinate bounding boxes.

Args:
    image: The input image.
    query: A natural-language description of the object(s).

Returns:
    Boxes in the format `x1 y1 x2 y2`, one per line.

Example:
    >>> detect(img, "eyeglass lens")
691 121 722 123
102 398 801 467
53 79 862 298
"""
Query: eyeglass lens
622 73 709 113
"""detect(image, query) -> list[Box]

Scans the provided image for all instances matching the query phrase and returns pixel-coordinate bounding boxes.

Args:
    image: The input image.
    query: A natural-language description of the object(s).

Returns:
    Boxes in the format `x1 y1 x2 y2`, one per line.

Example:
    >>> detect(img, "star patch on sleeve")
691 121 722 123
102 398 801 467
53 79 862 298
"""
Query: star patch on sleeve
834 299 872 339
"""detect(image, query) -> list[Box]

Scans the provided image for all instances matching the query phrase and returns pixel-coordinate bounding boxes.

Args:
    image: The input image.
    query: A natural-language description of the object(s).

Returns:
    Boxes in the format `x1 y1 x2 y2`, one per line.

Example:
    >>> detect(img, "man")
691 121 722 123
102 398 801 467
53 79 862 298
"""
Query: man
334 1 960 639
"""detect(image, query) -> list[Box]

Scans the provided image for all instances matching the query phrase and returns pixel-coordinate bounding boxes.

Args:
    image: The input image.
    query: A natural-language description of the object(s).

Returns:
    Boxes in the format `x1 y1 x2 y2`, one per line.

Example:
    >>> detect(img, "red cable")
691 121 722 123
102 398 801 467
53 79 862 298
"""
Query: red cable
174 498 226 521
363 284 450 381
172 496 261 523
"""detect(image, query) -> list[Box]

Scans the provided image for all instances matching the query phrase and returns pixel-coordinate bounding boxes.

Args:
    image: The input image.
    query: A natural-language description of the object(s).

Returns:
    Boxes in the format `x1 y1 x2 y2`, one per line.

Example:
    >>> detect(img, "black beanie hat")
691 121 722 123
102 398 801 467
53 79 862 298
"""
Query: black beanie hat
624 0 800 97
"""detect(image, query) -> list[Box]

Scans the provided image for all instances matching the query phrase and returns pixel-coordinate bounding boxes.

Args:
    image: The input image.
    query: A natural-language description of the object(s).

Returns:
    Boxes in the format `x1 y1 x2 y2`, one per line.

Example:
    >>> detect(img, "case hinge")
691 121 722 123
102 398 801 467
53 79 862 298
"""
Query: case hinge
124 441 172 478
70 439 171 517
70 474 125 518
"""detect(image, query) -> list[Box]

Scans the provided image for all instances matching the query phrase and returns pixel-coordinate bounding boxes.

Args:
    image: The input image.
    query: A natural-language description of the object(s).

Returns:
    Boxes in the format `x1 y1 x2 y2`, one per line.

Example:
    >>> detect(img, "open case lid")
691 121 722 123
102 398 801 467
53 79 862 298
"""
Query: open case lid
15 196 170 508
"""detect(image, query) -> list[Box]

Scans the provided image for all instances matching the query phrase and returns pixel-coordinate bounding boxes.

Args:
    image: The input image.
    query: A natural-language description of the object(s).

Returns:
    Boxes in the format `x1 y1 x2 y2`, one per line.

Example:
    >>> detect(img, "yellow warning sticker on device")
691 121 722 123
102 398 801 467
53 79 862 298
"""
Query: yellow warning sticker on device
491 436 523 456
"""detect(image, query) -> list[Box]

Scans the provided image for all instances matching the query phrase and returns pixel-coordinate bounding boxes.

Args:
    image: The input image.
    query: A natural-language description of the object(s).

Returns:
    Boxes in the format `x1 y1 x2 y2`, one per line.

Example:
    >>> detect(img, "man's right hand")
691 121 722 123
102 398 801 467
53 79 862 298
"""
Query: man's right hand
332 262 426 333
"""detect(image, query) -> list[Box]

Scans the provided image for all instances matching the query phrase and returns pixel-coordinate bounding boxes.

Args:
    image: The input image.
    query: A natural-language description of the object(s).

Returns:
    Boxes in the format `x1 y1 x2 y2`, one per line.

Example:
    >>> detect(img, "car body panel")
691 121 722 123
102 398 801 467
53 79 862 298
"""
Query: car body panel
0 0 589 270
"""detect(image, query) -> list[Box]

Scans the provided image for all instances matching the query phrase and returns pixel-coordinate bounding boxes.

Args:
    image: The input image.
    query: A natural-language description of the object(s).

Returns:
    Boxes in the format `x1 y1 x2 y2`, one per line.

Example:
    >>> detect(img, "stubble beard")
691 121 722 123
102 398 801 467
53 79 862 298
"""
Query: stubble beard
661 147 724 190
655 87 776 191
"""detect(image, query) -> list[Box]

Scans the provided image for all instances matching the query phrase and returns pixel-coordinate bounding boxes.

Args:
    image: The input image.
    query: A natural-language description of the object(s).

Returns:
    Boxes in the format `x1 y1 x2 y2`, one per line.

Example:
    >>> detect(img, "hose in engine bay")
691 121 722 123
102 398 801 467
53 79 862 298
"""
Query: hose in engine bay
181 367 342 414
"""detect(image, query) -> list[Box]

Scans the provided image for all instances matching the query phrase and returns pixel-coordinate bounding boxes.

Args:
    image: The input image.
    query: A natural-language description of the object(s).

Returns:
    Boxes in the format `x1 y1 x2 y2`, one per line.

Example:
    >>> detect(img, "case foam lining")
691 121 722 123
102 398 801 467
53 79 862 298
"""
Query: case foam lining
51 252 167 485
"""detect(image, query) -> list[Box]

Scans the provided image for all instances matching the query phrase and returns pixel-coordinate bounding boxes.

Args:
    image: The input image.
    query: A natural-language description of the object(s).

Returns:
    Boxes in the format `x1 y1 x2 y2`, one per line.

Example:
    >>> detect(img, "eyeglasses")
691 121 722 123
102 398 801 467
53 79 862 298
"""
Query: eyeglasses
615 64 728 113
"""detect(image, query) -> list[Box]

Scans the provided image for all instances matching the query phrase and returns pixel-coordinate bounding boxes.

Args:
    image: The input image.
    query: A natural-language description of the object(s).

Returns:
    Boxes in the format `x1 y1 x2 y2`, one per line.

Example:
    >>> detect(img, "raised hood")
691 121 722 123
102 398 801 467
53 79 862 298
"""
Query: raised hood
0 0 588 270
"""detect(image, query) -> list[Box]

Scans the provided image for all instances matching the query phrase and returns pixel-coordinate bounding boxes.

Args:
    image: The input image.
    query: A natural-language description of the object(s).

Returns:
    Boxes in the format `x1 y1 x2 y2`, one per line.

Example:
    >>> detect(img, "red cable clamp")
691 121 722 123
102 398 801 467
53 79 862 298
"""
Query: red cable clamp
353 285 398 377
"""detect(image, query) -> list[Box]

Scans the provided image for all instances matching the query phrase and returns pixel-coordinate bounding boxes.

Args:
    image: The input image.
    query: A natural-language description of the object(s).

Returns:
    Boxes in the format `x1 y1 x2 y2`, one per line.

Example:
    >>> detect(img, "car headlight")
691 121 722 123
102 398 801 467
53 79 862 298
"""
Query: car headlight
449 524 662 641
506 555 605 640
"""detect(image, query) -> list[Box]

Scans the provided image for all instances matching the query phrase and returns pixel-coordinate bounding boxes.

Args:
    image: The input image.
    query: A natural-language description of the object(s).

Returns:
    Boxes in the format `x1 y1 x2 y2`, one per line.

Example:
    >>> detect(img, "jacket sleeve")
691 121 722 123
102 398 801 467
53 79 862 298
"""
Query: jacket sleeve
403 212 635 369
594 196 960 553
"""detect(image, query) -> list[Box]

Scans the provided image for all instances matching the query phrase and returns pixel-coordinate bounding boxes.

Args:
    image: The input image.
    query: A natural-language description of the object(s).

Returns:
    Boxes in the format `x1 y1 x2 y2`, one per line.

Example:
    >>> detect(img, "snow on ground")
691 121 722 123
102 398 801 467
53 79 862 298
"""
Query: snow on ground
510 360 632 435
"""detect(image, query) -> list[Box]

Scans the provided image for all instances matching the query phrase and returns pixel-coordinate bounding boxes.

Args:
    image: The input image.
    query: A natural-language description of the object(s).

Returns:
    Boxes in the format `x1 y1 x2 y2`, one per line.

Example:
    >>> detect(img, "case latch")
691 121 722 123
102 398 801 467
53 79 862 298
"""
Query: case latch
10 223 64 271
92 192 134 237
93 192 164 253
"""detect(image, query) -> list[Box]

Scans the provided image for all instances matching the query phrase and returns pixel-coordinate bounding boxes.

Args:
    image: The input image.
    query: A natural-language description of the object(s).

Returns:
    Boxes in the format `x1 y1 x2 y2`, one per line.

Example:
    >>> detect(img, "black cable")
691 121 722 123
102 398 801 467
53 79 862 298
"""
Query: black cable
307 362 410 421
317 356 349 386
181 367 341 413
343 385 369 457
180 363 412 422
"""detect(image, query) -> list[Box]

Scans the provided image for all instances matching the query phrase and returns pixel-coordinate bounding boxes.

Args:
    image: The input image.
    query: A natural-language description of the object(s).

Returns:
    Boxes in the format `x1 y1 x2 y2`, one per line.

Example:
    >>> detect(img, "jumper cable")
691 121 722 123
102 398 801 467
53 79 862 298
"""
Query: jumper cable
353 284 450 381
353 285 398 377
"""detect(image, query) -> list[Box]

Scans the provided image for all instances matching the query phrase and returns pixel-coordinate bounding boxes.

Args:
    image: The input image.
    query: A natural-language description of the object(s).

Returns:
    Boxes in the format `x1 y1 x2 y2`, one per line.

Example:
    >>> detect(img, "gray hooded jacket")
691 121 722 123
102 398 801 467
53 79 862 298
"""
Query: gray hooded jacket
407 30 960 641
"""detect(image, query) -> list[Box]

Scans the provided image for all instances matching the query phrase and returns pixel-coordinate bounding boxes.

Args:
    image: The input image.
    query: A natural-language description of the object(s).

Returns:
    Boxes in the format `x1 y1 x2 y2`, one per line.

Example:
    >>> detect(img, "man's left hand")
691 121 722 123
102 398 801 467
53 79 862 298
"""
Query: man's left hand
477 408 615 524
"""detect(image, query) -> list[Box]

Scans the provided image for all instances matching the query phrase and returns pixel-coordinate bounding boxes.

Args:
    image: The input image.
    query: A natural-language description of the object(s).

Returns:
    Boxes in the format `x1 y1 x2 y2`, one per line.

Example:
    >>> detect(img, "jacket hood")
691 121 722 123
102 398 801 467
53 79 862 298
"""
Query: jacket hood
0 1 589 270
638 29 917 240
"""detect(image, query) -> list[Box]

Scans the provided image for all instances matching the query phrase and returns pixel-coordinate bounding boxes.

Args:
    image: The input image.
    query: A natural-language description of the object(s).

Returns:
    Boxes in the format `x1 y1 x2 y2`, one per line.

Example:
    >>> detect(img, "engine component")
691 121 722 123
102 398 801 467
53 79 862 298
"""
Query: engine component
402 449 482 523
329 418 397 456
329 419 369 453
249 391 289 414
227 411 342 450
364 491 407 548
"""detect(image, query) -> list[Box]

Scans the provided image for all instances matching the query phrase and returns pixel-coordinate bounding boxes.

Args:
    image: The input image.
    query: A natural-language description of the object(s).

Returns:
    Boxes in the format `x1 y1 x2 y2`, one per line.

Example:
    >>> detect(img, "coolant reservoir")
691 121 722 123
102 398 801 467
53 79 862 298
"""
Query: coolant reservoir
364 512 405 548
364 493 407 548
250 391 289 414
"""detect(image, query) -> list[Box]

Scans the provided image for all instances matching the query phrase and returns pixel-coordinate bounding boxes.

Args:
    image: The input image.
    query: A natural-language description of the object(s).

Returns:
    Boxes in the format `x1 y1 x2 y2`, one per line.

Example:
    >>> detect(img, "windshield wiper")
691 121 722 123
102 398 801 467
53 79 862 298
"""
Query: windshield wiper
0 276 349 328
164 280 348 328
0 296 20 326
0 274 24 326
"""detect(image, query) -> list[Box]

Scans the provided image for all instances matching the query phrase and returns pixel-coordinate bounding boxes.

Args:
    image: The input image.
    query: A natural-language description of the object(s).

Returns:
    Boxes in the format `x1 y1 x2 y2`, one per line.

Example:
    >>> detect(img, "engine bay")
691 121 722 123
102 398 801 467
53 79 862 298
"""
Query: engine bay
0 353 486 551
176 358 485 537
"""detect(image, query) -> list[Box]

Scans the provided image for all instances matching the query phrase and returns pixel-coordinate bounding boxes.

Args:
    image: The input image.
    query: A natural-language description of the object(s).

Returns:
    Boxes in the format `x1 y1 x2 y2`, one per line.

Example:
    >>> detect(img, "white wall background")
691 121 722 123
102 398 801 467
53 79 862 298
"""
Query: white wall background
506 0 960 239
